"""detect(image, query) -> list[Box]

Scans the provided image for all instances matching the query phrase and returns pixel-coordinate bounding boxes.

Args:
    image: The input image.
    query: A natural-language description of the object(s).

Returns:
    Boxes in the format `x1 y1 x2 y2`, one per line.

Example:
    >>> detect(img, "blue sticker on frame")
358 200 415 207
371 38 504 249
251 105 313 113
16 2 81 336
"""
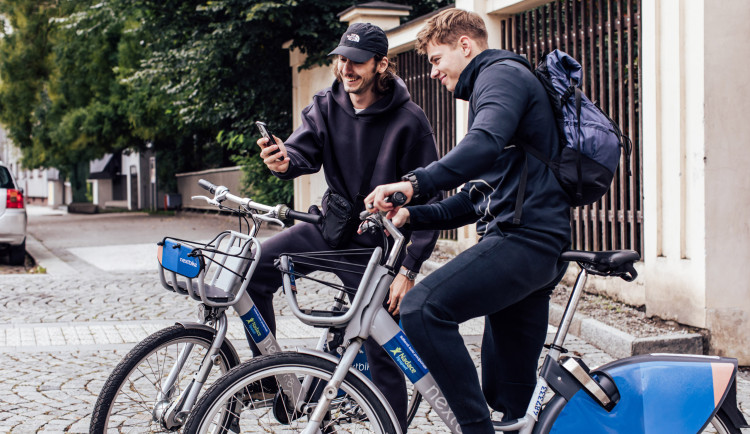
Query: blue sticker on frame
382 331 429 384
158 239 203 278
240 305 271 342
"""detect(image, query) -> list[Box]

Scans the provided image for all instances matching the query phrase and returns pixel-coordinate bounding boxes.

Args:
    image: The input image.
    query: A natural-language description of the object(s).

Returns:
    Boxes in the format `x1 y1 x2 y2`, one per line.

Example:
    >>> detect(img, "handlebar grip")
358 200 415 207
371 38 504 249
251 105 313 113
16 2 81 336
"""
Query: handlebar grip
284 208 323 225
386 192 407 207
198 179 217 194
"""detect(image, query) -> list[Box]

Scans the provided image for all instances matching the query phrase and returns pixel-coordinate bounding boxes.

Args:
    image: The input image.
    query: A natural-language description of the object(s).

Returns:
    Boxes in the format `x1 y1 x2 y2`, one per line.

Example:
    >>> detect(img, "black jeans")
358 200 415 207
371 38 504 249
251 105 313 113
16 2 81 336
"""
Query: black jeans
400 227 568 434
245 222 409 432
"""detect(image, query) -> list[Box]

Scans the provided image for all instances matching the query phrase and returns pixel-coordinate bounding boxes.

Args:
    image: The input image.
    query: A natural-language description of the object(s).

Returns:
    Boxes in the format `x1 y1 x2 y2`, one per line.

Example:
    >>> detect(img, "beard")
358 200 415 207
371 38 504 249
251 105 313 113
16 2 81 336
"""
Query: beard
337 63 380 95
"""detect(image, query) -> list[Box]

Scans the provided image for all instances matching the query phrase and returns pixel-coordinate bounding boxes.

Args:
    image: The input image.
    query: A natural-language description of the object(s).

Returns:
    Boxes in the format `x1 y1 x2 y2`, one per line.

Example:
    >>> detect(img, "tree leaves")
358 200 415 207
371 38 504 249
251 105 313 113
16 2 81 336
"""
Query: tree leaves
0 0 449 204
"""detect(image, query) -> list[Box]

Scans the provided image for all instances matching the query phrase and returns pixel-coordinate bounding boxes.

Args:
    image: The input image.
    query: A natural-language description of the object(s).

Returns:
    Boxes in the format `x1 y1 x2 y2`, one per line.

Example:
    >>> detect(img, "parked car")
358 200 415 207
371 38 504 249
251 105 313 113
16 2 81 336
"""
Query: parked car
0 162 26 265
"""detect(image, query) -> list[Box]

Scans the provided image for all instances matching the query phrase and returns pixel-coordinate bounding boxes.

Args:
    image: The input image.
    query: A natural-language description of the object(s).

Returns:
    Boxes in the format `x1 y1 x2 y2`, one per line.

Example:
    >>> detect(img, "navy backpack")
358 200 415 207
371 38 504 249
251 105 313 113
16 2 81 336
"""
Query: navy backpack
511 50 632 223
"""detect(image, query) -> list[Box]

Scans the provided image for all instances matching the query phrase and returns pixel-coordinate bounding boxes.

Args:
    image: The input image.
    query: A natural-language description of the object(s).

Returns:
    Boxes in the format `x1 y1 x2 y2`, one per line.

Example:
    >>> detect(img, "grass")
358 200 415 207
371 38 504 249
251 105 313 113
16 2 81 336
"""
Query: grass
27 265 46 274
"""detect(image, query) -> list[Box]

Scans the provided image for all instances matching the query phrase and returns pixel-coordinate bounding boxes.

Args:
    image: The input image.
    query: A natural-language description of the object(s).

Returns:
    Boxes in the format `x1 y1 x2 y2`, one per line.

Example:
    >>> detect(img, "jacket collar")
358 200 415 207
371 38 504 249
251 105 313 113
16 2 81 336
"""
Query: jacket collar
454 49 531 100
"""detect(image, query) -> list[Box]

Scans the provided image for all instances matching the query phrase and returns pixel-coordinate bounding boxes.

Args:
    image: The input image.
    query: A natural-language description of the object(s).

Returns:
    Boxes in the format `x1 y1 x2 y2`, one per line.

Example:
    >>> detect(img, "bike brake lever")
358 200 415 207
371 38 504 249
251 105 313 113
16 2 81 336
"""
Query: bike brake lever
191 195 220 206
255 213 286 228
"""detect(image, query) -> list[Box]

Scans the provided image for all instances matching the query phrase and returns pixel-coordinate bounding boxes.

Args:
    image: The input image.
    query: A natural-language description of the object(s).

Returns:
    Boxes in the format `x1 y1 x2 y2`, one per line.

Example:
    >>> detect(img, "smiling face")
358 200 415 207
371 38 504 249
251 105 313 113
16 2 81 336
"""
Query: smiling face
336 55 381 95
426 39 472 93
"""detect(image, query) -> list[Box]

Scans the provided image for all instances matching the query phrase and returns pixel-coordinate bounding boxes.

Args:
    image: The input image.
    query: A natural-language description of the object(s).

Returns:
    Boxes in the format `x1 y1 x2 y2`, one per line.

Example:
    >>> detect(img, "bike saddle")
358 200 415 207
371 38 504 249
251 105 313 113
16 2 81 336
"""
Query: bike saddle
560 250 640 281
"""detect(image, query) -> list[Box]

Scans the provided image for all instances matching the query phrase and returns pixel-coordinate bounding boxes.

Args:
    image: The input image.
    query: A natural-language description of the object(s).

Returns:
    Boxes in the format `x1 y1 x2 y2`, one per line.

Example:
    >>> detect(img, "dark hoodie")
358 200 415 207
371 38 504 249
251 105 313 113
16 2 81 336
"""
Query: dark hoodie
408 49 571 241
275 76 440 272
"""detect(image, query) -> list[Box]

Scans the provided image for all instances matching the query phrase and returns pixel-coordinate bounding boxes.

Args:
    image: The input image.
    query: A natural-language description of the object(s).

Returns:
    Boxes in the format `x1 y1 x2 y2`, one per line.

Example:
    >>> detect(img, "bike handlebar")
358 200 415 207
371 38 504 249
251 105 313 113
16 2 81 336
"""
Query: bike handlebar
284 208 322 225
387 191 407 207
198 178 217 194
197 178 322 225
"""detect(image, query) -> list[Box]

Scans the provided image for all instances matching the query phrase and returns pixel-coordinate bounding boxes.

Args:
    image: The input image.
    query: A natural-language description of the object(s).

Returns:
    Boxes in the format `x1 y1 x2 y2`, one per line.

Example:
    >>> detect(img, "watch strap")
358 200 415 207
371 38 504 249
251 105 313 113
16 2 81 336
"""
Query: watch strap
401 172 420 200
399 267 418 280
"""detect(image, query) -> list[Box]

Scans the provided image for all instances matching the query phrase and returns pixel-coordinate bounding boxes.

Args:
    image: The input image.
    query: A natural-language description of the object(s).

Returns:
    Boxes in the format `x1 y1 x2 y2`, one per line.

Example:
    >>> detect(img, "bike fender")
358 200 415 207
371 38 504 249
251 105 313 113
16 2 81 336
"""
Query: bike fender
295 347 402 434
543 354 738 433
174 321 241 367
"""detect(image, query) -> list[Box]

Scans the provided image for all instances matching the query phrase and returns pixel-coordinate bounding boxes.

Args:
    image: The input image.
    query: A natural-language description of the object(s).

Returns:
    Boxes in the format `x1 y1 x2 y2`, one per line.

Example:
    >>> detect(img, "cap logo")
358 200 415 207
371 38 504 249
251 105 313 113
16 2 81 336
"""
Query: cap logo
346 33 360 43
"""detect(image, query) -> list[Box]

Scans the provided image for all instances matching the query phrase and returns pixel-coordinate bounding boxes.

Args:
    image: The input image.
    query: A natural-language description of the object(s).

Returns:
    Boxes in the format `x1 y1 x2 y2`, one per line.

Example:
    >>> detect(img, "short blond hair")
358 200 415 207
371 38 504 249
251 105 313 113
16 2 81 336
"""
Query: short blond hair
415 9 488 55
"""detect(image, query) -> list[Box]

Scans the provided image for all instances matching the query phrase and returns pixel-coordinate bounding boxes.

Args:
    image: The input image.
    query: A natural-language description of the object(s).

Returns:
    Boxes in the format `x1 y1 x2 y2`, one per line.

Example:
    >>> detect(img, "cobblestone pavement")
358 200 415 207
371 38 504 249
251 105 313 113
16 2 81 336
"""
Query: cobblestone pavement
0 269 619 433
1 204 748 433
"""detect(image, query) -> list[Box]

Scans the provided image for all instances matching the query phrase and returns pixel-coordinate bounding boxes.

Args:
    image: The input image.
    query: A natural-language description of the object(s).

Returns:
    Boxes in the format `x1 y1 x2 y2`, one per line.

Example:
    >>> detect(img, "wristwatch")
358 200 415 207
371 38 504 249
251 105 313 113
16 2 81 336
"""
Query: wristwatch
401 172 420 200
399 267 418 281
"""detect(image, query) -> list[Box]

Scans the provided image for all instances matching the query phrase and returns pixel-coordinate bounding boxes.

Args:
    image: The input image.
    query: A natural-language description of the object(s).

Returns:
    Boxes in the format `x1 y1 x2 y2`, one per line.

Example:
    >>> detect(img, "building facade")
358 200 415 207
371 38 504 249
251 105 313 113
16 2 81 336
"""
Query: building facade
285 0 750 362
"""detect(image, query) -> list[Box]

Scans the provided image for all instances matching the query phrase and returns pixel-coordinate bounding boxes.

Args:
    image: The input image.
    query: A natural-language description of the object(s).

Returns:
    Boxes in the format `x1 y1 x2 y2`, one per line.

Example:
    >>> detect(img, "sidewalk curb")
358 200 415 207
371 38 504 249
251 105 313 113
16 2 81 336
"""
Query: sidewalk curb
421 259 704 359
547 304 703 358
24 234 77 276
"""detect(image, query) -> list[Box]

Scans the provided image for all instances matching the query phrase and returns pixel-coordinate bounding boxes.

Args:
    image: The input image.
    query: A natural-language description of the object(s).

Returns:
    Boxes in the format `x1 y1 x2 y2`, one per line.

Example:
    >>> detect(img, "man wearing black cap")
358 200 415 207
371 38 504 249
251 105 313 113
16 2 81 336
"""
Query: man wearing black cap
249 22 441 431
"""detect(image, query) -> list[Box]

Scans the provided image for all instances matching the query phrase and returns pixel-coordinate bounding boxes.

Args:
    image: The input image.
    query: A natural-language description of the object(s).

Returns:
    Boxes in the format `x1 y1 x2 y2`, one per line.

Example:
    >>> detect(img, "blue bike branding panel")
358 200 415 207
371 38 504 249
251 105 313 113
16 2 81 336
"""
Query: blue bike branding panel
158 239 203 278
383 331 429 383
240 305 271 342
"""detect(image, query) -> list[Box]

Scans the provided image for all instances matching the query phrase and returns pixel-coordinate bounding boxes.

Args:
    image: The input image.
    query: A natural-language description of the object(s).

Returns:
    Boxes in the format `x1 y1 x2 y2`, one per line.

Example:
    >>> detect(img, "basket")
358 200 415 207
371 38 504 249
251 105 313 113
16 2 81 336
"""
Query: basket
157 230 259 307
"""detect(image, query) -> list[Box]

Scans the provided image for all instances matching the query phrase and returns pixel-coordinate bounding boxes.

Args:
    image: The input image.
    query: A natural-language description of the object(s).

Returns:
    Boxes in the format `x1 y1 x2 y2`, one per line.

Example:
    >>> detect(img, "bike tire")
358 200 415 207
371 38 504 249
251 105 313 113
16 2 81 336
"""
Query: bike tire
183 352 398 434
704 410 741 434
90 324 240 433
406 388 423 426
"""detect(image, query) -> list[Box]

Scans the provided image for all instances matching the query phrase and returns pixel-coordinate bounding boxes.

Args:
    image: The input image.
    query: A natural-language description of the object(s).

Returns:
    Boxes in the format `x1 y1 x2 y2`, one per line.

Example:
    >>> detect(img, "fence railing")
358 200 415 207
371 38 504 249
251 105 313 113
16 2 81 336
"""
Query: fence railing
499 0 642 253
397 49 458 241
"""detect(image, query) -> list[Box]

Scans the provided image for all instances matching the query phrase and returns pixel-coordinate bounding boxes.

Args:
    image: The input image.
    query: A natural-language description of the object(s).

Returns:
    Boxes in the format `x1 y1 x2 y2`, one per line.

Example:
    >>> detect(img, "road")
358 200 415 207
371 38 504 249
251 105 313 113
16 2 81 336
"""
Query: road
0 206 736 432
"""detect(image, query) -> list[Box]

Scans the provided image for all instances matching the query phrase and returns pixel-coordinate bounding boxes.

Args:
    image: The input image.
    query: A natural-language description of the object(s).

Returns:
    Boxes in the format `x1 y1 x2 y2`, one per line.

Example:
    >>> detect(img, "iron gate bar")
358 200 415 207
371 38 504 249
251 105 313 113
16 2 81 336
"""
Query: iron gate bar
499 0 642 254
397 50 458 241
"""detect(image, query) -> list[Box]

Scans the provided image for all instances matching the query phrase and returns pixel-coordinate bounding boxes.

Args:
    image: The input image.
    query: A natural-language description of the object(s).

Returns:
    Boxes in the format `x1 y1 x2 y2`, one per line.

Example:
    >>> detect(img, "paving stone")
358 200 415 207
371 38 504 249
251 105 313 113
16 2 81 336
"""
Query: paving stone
1 269 749 433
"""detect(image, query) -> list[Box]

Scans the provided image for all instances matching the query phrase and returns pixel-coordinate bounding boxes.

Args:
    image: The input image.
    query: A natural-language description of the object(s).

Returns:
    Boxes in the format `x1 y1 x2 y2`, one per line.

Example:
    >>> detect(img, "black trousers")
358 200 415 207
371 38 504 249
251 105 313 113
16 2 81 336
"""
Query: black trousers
245 222 409 432
400 227 568 434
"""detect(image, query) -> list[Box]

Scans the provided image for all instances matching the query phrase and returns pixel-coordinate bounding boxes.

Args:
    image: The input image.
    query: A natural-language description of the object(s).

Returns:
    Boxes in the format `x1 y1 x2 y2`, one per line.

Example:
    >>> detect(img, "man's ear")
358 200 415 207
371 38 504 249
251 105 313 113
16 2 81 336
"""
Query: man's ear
377 56 389 74
459 35 473 57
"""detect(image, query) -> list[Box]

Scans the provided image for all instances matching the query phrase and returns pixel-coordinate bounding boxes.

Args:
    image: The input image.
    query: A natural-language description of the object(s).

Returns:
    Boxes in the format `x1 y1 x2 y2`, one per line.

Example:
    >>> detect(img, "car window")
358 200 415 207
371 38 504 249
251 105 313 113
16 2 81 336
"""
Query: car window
0 167 15 189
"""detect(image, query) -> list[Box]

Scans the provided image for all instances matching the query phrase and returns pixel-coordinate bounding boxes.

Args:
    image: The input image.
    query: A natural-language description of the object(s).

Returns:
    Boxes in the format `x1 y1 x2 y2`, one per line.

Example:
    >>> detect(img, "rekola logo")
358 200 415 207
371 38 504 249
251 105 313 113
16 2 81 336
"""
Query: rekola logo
179 257 198 267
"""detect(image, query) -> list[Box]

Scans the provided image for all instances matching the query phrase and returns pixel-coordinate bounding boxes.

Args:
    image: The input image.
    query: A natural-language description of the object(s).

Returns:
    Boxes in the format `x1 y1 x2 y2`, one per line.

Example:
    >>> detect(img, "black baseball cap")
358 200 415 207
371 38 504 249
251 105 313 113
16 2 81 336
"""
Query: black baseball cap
329 23 388 63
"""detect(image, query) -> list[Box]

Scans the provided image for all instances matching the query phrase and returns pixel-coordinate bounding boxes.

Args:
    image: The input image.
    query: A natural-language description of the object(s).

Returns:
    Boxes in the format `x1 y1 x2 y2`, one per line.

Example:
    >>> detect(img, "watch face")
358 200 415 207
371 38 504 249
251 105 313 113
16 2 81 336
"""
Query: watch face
401 269 416 280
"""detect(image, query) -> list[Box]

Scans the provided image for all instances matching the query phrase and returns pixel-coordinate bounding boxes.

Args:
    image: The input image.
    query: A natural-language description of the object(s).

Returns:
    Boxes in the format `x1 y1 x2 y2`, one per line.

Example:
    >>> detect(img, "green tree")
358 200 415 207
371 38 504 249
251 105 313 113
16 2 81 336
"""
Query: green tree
0 0 451 205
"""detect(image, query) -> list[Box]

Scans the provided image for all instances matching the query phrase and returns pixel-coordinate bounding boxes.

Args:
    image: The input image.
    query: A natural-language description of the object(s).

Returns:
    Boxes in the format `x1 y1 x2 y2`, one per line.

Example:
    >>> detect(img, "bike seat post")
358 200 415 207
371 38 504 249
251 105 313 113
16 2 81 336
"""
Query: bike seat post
548 266 588 361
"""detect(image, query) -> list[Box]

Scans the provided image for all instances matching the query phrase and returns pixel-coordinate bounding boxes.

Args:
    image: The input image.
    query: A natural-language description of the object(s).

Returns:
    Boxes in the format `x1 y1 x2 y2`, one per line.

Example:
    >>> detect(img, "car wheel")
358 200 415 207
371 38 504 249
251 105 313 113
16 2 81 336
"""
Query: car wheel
9 240 25 266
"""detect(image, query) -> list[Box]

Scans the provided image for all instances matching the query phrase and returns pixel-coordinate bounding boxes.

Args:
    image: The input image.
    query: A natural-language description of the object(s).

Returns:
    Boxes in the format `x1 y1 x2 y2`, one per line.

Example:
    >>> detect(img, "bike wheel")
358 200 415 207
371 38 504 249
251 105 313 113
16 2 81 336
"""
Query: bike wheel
184 352 398 434
406 387 423 426
703 410 741 434
90 324 240 433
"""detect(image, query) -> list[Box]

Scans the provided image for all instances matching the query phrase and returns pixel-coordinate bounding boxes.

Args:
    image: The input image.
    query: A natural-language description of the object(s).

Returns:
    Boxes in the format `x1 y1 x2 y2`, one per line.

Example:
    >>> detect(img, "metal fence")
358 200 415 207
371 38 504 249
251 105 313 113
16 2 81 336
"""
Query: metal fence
499 0 643 253
395 0 642 251
397 49 458 241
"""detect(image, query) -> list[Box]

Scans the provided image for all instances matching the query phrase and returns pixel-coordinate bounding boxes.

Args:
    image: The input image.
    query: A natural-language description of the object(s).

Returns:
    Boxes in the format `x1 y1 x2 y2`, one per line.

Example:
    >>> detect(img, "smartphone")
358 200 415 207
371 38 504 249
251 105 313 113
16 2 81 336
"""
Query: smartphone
256 121 283 161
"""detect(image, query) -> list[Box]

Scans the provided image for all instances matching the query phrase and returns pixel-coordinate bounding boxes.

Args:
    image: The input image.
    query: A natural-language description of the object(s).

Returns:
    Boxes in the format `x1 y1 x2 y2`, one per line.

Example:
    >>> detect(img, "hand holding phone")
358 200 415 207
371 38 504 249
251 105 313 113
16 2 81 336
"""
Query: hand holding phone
256 121 284 162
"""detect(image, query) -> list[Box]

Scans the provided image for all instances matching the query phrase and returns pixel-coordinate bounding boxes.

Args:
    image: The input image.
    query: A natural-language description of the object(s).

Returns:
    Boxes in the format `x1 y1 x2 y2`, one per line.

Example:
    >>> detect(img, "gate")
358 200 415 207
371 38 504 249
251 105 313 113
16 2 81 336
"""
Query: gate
397 49 457 241
499 0 642 253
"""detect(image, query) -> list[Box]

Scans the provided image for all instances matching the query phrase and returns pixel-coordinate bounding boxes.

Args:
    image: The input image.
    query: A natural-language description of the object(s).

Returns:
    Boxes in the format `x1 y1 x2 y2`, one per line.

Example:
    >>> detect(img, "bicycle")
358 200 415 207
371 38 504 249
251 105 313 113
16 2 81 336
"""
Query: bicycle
182 197 750 433
89 179 422 433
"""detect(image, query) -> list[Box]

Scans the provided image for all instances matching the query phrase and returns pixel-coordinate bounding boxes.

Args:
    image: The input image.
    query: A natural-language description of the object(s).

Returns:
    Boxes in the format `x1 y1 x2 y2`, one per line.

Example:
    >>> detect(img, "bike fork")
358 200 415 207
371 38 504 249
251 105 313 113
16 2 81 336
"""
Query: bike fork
301 339 365 434
161 314 230 428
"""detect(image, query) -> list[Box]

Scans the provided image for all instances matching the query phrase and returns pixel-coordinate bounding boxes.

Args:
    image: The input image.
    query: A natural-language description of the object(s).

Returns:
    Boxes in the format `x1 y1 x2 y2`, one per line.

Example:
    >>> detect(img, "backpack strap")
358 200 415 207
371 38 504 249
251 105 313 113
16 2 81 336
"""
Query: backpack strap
491 56 557 225
513 151 528 225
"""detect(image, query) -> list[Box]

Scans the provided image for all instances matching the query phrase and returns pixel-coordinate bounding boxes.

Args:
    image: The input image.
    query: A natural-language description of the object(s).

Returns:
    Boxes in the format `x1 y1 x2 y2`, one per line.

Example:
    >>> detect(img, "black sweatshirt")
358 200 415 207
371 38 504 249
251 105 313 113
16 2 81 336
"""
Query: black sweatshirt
275 76 440 272
408 49 571 241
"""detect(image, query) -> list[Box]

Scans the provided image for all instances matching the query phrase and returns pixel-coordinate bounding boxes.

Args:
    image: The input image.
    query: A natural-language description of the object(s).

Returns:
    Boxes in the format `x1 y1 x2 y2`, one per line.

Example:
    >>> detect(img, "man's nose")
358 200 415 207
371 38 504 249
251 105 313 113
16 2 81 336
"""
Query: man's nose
430 65 439 79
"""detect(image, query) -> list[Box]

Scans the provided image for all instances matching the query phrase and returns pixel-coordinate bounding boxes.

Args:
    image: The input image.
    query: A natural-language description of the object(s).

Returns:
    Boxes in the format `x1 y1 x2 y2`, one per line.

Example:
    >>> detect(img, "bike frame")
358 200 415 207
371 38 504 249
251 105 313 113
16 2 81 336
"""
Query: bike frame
277 212 745 434
153 224 350 425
